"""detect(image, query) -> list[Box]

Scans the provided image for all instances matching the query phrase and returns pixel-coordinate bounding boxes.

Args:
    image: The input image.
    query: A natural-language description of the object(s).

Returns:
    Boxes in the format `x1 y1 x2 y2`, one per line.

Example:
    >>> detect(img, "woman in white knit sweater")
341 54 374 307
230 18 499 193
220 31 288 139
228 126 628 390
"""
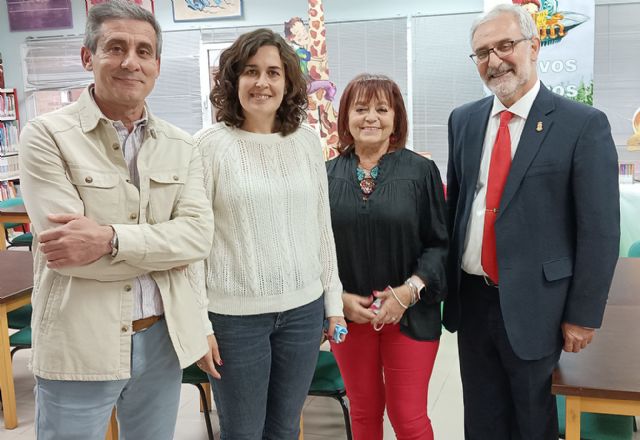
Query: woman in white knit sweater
193 28 346 439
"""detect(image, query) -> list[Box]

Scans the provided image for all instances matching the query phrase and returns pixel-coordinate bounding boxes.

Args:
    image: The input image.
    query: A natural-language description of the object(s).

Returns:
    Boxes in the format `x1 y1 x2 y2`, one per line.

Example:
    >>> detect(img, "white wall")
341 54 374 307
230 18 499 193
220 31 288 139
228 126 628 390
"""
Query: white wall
0 0 637 123
0 0 484 105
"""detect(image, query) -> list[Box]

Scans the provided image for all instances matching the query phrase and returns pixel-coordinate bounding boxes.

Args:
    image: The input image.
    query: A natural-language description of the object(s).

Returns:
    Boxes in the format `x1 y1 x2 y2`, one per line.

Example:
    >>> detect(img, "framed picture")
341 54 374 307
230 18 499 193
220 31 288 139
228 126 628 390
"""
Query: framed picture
86 0 155 14
172 0 242 22
7 0 73 32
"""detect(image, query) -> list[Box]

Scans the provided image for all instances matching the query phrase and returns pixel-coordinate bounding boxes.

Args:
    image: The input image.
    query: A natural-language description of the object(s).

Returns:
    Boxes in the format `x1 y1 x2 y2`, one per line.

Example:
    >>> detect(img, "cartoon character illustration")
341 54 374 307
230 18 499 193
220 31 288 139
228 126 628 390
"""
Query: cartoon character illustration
185 0 229 12
512 0 588 45
91 0 144 5
284 16 337 102
512 0 540 14
185 0 210 11
284 7 339 159
628 107 640 150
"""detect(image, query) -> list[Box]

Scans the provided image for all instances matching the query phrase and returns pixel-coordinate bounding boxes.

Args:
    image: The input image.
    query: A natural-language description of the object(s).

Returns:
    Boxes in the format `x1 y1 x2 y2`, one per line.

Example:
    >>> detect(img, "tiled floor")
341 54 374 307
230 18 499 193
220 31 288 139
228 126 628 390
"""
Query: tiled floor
1 331 638 439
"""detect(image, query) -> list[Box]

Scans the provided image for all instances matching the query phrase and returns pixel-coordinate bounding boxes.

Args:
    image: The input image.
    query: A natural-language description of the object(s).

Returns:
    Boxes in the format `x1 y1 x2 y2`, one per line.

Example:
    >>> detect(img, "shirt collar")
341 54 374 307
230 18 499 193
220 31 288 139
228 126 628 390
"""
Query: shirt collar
491 80 541 121
79 84 149 132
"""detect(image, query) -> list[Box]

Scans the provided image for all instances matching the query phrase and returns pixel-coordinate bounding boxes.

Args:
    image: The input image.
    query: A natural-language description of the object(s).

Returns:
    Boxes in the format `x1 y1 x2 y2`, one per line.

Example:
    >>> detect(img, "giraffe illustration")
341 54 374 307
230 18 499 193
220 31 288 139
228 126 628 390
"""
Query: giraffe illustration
284 0 339 160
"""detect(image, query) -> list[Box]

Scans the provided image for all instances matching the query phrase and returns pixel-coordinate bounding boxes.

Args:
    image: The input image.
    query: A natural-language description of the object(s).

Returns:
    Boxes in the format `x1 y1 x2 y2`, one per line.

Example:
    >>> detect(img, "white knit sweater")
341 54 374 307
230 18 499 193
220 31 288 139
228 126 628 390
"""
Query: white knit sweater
194 122 343 318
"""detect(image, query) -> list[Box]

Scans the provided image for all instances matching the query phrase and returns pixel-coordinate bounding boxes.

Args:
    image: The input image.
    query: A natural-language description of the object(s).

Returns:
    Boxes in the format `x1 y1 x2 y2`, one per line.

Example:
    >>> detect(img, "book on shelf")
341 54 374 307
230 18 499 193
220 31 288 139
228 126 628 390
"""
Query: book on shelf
0 52 4 89
0 91 16 118
0 154 19 181
0 120 19 155
0 180 18 201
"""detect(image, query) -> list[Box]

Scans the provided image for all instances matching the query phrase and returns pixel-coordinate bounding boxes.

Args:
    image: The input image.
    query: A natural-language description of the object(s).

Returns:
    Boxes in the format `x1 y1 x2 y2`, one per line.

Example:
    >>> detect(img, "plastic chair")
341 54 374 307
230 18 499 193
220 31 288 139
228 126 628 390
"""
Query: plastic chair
628 241 640 258
0 197 33 250
307 350 352 440
182 364 215 440
557 395 634 439
9 325 31 358
8 304 32 330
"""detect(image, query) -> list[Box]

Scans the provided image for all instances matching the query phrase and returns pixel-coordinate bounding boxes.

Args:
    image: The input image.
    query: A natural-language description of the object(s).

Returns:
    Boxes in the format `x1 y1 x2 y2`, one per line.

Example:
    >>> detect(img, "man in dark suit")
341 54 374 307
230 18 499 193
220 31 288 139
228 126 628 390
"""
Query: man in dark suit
444 4 620 439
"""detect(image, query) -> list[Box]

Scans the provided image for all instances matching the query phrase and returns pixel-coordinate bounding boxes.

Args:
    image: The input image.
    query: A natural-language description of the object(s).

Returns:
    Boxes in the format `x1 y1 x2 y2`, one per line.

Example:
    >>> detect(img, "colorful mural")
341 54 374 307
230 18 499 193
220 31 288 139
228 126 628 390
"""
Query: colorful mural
628 107 640 150
285 0 339 160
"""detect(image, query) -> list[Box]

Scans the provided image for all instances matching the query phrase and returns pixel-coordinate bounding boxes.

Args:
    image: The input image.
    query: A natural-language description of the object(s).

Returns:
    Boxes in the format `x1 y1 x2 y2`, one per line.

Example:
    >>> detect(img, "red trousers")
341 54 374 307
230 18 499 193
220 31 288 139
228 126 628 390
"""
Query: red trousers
330 322 439 440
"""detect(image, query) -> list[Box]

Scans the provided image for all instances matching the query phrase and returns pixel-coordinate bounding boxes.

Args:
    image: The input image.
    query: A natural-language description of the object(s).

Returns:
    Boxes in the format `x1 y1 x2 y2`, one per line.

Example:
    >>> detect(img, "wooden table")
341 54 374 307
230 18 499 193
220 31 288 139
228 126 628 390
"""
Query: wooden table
0 250 33 429
552 258 640 439
0 204 30 251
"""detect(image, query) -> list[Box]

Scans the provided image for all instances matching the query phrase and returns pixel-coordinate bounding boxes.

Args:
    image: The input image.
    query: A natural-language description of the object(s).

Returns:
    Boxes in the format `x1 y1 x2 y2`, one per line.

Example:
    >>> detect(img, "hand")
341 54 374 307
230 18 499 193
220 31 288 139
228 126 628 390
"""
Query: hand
196 334 222 379
326 316 348 343
39 214 113 269
342 292 376 324
371 285 412 327
561 322 595 353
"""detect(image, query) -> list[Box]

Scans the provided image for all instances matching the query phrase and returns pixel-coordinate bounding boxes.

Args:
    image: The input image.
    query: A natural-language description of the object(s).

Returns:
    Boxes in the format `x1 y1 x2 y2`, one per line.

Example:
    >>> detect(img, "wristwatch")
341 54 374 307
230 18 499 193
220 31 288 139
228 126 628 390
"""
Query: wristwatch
110 227 119 258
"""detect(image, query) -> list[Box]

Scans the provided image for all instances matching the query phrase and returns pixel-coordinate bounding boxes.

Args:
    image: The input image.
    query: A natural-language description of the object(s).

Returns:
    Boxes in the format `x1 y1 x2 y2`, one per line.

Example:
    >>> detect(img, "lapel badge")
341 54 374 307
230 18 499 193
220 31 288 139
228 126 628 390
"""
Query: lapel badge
536 121 543 132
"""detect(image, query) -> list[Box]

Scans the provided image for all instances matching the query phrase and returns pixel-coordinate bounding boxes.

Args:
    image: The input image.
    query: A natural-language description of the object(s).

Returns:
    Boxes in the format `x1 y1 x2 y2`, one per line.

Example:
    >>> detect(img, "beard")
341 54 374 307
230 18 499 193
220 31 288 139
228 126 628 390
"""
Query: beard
485 61 530 102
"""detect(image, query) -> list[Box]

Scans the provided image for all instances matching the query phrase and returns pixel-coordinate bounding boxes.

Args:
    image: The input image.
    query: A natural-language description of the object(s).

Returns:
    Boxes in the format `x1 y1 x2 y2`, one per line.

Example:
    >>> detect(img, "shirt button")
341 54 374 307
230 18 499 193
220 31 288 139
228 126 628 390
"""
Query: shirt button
172 175 179 181
124 285 132 292
85 176 93 184
112 143 120 150
121 325 129 333
129 213 137 220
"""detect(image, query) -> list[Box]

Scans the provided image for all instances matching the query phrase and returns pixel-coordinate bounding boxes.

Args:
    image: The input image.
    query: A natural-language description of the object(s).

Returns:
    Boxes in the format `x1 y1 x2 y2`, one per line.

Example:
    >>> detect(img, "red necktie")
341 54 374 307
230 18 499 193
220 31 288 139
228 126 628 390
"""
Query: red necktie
481 111 513 284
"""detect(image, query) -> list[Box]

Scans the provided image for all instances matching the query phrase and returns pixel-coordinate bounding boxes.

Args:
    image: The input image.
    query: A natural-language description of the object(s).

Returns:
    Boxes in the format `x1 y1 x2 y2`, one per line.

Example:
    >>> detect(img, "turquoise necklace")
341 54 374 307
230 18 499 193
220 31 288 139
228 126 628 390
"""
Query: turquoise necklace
356 165 379 200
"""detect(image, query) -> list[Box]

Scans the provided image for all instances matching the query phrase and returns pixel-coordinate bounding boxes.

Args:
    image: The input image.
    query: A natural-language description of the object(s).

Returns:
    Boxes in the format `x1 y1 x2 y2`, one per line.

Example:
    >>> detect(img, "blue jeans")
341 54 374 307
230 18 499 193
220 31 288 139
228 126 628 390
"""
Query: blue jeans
208 295 324 440
34 319 181 440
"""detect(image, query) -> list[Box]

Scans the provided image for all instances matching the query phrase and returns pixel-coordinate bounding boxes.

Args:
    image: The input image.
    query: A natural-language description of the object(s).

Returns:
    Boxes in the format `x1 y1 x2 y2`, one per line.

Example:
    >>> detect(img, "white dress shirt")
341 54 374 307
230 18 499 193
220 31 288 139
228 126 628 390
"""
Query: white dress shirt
89 87 164 320
112 116 165 320
461 81 541 276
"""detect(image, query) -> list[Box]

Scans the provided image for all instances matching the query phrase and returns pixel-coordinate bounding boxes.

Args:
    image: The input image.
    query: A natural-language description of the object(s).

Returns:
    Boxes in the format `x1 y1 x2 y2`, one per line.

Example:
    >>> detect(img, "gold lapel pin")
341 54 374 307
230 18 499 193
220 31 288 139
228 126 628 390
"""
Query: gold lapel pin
536 121 543 132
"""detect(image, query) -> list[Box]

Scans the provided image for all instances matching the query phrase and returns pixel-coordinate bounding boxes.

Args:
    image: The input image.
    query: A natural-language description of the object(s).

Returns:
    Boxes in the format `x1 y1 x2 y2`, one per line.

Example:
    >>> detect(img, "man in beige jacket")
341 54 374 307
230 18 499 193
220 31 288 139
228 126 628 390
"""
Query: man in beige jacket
18 1 214 439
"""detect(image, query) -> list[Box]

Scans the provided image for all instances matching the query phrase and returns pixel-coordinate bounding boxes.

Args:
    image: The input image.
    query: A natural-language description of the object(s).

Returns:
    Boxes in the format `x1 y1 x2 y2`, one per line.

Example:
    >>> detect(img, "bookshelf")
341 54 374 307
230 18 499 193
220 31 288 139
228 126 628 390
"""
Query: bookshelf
0 88 20 201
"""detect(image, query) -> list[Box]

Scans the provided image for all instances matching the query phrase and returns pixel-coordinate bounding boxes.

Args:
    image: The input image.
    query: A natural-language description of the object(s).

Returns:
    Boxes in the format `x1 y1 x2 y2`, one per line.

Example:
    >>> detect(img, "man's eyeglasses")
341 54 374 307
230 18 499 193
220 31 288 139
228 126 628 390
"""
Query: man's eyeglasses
469 38 531 65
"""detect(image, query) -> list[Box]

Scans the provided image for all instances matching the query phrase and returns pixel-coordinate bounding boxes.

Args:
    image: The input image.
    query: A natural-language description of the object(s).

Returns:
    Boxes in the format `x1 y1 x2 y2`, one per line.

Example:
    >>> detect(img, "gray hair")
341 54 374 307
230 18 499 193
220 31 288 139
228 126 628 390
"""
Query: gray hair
84 0 162 58
470 4 538 47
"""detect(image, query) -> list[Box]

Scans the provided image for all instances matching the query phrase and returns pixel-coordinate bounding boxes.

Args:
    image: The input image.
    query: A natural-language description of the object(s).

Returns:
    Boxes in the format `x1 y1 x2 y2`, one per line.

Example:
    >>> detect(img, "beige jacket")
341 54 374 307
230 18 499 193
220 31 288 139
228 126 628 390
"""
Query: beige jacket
19 88 214 380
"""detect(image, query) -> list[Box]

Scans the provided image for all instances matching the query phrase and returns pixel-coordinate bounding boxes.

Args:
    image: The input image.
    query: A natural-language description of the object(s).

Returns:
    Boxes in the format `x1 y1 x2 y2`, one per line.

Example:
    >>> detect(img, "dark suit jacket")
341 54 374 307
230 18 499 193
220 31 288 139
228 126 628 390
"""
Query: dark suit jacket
443 84 620 361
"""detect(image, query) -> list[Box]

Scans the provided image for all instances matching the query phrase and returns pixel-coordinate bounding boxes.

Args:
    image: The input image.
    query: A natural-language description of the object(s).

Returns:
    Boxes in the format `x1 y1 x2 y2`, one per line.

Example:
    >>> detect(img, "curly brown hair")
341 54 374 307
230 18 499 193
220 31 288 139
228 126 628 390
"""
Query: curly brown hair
210 28 308 136
337 74 408 155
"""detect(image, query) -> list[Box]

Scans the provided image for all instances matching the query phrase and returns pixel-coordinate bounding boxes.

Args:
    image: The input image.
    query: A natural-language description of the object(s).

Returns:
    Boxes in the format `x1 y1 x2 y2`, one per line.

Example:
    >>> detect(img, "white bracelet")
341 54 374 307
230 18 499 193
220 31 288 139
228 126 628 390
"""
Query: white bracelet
404 278 420 306
387 285 408 309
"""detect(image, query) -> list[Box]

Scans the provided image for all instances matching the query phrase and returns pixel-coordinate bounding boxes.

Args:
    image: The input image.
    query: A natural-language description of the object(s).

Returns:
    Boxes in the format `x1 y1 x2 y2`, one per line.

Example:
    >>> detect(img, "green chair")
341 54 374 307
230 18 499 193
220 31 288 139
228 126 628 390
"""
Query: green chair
557 395 634 439
7 325 220 440
9 325 31 358
0 197 33 251
8 304 32 330
308 350 352 440
182 363 214 440
628 241 640 258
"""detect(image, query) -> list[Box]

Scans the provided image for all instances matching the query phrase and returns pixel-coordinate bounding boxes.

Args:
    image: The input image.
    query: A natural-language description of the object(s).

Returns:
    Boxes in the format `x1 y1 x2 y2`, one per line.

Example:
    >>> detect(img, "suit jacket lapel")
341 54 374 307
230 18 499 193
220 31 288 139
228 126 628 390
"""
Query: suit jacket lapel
461 98 492 220
499 85 555 216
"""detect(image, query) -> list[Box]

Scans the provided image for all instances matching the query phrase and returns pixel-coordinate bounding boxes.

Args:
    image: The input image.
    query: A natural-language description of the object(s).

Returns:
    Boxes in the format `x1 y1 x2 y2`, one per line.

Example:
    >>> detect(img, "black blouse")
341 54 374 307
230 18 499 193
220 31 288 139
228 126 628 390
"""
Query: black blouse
326 148 449 341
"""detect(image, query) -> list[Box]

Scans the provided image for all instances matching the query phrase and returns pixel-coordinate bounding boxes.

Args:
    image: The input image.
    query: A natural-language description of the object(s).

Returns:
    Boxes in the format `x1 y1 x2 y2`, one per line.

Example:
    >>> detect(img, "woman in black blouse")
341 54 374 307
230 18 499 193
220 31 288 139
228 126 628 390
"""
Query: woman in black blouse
327 74 448 440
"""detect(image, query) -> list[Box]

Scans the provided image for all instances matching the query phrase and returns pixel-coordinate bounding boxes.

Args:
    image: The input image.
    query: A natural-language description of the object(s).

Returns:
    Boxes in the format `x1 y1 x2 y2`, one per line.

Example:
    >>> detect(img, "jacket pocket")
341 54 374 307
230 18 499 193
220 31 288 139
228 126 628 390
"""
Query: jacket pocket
67 168 120 218
39 276 63 336
527 161 562 177
148 169 186 223
542 257 573 282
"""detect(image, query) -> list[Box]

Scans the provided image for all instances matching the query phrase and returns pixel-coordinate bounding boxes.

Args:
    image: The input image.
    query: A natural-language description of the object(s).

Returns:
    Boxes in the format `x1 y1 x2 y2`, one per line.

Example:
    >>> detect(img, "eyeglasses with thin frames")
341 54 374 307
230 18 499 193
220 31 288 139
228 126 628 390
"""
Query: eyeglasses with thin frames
469 38 531 65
